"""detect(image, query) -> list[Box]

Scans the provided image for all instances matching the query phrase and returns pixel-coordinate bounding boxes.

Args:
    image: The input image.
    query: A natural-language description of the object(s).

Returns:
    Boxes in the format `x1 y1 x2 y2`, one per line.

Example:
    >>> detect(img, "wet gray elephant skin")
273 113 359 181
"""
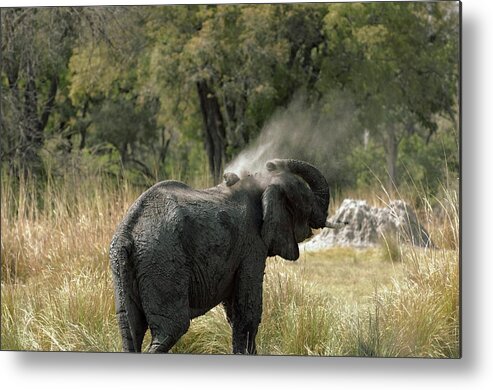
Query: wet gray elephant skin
109 159 330 354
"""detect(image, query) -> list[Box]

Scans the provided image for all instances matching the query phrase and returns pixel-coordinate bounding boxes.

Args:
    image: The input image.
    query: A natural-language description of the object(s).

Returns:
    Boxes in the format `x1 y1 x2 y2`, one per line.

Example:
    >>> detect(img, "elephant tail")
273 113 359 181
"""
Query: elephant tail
110 235 143 352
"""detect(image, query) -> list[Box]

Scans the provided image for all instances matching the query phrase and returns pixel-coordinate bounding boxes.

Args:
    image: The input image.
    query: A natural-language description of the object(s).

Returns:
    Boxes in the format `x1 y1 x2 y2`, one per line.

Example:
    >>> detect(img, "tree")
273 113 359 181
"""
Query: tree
141 4 329 183
1 8 76 177
1 7 140 178
318 2 459 188
1 3 459 191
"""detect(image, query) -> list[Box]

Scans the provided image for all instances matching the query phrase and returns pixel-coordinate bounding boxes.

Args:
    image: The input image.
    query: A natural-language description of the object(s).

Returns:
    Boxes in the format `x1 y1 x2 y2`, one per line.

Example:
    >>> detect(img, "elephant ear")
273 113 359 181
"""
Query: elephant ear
261 184 299 261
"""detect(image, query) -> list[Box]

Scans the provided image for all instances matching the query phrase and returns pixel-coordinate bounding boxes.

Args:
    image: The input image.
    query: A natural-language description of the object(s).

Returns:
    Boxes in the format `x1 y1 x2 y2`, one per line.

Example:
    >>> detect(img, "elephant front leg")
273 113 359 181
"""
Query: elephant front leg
225 300 261 354
232 320 259 354
227 261 265 354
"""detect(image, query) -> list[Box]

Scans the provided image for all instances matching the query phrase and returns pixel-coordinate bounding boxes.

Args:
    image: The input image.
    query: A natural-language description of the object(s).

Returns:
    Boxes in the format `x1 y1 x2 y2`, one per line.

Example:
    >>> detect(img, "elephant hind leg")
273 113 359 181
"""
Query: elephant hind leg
144 308 190 353
138 267 191 353
146 314 190 353
116 293 148 352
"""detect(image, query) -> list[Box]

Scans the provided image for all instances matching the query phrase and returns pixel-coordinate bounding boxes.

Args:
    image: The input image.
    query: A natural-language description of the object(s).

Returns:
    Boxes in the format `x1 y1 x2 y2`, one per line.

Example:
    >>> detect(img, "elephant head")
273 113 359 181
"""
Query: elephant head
259 158 330 260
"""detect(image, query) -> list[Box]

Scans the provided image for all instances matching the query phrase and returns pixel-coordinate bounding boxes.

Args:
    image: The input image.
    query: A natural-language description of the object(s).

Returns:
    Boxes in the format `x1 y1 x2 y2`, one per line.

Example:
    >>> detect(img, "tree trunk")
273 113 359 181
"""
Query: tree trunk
19 65 59 177
385 126 399 190
39 74 59 132
22 61 43 176
196 80 226 184
158 128 171 165
79 99 90 150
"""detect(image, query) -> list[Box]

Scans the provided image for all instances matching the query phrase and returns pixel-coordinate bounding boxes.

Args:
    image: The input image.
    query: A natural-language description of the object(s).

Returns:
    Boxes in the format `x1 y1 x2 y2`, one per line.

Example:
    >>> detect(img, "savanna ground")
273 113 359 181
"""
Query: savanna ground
0 172 460 357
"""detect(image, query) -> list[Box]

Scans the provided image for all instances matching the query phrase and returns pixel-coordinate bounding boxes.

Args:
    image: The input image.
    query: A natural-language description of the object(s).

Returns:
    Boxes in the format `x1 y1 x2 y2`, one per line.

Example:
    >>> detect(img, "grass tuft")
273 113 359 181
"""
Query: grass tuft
379 233 403 263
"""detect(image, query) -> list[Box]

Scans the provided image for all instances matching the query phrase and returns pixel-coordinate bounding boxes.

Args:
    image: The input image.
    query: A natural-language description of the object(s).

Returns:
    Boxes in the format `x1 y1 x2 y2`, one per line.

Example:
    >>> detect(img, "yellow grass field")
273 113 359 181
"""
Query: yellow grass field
0 174 460 357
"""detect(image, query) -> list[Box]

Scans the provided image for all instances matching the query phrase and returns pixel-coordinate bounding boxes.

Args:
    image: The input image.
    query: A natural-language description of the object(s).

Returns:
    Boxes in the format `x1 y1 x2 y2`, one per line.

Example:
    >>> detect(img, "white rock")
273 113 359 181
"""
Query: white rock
301 199 432 251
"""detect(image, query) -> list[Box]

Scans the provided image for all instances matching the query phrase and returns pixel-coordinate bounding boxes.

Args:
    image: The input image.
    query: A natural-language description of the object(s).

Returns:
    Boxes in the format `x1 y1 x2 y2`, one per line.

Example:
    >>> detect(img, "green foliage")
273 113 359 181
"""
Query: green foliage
399 126 459 193
320 2 459 124
318 2 459 187
1 3 459 194
347 120 459 194
348 137 387 189
141 3 329 166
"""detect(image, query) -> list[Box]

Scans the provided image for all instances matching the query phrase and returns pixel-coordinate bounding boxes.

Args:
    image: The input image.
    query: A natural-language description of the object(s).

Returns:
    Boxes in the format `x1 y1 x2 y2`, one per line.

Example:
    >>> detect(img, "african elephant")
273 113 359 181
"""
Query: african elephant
109 158 330 354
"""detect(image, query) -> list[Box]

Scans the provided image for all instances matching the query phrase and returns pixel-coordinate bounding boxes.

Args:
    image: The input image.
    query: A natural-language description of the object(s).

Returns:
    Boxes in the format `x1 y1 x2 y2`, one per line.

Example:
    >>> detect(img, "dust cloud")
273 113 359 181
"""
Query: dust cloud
225 93 357 182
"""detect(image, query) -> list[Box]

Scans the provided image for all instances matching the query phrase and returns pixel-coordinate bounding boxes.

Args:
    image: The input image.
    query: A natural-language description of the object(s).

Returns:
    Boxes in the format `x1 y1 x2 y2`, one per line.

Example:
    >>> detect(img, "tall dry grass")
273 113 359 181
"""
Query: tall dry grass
1 172 139 351
1 171 459 356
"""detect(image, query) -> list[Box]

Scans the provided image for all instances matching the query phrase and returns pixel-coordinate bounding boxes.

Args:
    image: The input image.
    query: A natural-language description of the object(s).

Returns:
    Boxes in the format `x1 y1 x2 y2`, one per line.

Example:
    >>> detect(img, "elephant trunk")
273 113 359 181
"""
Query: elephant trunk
266 159 330 228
